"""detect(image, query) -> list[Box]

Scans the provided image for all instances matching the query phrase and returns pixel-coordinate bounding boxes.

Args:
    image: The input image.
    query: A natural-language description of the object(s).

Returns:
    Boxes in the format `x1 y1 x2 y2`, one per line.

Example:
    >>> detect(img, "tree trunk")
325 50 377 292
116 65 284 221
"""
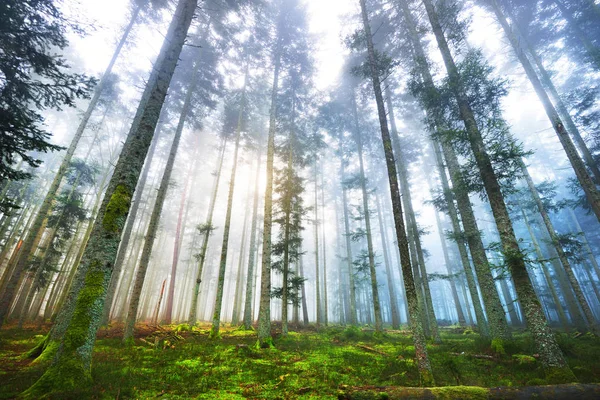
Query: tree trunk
433 209 466 326
22 1 198 394
243 141 263 329
340 160 358 325
319 170 329 326
351 93 383 333
375 190 401 329
189 138 227 325
232 164 253 326
358 0 434 385
430 141 489 334
164 153 194 324
423 0 573 380
313 163 322 328
210 63 248 338
397 0 509 341
385 89 441 342
122 37 203 341
257 33 283 347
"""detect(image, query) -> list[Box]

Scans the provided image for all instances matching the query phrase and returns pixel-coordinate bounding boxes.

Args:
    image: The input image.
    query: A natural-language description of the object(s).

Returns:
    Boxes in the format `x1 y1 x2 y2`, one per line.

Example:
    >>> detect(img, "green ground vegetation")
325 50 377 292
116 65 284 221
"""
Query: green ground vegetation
1 324 599 399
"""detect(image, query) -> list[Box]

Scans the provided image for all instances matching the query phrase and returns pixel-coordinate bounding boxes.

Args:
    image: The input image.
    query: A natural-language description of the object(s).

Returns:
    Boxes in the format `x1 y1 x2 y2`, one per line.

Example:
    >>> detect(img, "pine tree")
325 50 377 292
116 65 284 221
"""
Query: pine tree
421 0 574 382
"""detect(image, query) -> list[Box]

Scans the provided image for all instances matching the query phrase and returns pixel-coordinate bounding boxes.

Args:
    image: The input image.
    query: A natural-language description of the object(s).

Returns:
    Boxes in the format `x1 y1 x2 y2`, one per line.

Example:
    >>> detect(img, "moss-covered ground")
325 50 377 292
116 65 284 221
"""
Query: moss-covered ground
1 324 599 399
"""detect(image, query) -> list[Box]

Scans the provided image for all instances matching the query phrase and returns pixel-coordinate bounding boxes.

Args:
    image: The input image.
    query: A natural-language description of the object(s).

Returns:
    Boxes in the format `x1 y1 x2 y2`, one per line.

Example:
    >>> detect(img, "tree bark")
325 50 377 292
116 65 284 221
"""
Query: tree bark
358 0 434 385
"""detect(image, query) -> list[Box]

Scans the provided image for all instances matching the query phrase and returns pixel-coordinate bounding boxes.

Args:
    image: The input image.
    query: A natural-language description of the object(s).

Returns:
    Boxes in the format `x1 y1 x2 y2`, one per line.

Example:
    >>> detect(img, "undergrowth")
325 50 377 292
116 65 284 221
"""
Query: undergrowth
0 325 599 399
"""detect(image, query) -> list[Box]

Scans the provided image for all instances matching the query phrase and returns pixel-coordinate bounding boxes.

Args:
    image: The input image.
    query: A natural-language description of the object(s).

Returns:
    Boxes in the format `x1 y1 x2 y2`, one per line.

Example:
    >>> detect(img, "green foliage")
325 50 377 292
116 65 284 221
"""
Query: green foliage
0 0 95 193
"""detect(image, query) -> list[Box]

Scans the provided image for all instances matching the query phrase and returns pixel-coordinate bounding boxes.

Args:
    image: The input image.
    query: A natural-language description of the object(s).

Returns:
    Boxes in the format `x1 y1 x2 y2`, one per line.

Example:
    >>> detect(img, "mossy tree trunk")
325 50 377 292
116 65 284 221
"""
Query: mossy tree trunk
433 208 467 326
422 0 574 381
22 1 198 395
358 0 434 385
519 207 570 329
397 0 508 341
320 170 329 326
231 171 252 326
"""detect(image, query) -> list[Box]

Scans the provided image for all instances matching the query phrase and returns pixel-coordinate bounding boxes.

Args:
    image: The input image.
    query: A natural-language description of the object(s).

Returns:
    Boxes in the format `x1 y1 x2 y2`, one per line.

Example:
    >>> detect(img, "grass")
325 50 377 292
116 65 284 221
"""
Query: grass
0 324 599 399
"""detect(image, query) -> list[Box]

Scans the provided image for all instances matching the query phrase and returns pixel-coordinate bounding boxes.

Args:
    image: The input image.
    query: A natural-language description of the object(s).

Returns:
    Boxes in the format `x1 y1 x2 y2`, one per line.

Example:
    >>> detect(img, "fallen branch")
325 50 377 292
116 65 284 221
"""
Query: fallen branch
355 344 388 356
339 384 600 400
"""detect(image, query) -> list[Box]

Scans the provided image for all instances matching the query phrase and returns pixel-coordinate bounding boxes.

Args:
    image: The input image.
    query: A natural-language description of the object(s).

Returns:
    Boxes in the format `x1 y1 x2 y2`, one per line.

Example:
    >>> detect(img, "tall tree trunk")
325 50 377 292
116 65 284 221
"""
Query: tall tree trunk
397 0 509 341
358 0 434 385
0 7 141 328
243 141 263 329
520 208 570 330
189 138 227 325
386 90 441 343
298 244 310 325
433 209 466 326
22 1 198 394
101 116 164 325
504 6 600 184
164 155 194 324
351 93 383 333
430 141 489 334
422 0 573 380
122 38 203 341
552 0 600 70
375 190 401 329
281 132 293 336
257 34 283 347
232 165 253 326
210 63 248 338
320 170 329 326
340 160 358 325
313 163 321 328
488 0 600 222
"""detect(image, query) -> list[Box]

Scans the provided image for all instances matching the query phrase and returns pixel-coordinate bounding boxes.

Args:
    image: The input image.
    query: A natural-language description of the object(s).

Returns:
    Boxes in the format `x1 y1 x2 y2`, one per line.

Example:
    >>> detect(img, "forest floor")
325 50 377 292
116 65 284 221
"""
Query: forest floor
0 323 599 399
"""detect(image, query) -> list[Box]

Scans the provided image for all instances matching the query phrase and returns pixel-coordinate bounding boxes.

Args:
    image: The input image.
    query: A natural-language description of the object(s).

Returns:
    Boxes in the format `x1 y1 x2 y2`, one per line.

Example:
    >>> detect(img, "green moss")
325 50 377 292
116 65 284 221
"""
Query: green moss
512 354 536 365
102 184 131 233
545 366 577 384
491 338 505 355
430 386 489 399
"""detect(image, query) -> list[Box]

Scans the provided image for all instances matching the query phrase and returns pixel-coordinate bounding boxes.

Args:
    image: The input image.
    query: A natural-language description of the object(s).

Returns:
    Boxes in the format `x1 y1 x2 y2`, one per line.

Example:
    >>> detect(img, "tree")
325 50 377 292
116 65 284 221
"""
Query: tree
421 0 574 382
22 0 199 395
357 0 434 386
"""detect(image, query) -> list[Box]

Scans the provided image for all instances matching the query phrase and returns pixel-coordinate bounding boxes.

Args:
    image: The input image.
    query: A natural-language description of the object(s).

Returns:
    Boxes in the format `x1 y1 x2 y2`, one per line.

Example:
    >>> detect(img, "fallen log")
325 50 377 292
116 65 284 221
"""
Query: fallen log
338 383 600 399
